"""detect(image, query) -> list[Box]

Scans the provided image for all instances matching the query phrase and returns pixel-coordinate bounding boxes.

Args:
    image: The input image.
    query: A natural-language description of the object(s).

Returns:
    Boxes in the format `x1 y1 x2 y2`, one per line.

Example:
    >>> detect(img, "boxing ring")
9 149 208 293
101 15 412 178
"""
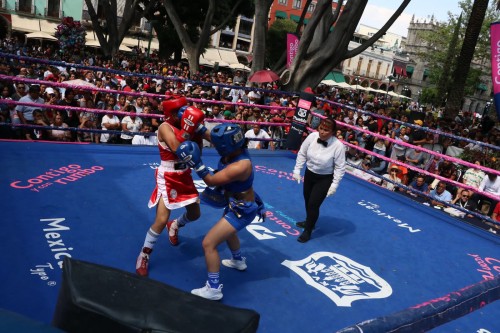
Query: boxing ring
0 140 499 332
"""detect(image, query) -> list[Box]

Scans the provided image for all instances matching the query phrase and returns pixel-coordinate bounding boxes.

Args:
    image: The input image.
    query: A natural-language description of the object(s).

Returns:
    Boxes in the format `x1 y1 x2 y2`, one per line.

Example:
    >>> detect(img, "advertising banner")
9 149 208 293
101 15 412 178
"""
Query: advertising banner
286 33 299 68
285 92 315 150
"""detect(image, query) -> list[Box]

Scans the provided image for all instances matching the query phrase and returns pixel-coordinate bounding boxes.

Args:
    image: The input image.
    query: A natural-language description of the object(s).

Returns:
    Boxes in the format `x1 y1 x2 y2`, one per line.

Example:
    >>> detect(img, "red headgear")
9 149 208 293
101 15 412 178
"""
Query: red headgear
161 96 187 124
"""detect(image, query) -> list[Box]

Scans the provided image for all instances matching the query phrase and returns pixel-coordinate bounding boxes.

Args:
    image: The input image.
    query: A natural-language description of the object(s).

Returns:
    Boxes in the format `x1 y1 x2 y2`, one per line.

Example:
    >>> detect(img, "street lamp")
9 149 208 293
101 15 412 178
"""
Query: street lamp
385 75 395 100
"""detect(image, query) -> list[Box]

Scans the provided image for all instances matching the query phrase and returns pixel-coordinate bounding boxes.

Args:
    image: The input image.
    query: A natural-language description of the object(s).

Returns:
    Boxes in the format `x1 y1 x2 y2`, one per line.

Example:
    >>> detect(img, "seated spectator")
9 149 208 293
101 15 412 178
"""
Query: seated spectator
353 158 381 184
451 189 477 218
381 165 401 191
388 155 409 185
407 174 429 197
32 109 50 140
429 181 453 208
78 115 98 143
132 121 158 146
49 111 71 141
245 123 270 149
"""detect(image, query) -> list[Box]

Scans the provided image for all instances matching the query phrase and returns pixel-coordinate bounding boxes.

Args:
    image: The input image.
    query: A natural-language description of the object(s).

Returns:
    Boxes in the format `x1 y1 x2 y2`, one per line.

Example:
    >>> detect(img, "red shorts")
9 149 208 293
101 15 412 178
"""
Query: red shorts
148 164 199 210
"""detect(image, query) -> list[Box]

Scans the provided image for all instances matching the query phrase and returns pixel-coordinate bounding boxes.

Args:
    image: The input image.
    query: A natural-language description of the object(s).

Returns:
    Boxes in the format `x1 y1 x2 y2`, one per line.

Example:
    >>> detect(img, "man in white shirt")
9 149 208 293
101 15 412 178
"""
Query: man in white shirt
245 124 270 149
132 122 158 146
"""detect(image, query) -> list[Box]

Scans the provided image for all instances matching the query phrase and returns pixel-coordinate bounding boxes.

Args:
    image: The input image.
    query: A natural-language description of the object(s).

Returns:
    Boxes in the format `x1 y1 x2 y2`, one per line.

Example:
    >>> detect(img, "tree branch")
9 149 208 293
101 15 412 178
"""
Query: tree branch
209 0 244 35
344 0 411 59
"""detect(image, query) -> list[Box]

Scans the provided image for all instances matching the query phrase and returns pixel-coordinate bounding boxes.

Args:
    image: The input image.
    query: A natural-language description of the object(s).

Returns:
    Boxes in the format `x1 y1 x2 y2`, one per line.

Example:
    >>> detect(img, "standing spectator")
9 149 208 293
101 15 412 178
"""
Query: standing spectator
16 85 44 140
476 173 500 215
120 105 143 144
405 144 425 182
491 201 500 223
292 116 346 243
100 106 121 144
454 161 485 201
245 123 270 149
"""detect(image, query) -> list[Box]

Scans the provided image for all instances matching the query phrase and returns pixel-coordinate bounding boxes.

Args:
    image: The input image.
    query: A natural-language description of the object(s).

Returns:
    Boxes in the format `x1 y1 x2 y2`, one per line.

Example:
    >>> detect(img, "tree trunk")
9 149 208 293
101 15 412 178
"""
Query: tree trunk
445 0 489 119
251 0 274 75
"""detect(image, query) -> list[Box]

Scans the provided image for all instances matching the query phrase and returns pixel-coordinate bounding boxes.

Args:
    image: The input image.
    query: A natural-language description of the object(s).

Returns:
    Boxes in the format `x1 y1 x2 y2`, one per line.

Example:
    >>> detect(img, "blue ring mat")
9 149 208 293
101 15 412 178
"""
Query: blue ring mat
0 141 498 332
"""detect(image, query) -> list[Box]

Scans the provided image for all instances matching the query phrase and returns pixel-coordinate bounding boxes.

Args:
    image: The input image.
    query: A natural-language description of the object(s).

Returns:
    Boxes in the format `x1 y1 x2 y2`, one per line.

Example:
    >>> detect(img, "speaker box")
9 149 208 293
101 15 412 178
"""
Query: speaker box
52 258 260 333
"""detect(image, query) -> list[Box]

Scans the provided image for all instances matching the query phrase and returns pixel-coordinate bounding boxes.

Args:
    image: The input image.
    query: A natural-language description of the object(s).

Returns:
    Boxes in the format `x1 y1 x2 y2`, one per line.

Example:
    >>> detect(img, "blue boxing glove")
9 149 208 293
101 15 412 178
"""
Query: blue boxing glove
175 141 210 178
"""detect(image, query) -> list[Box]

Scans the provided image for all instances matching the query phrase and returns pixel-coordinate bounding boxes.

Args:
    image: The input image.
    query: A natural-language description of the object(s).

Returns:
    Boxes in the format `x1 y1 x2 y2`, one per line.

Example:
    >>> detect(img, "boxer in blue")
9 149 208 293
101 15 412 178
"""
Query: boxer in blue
176 123 264 300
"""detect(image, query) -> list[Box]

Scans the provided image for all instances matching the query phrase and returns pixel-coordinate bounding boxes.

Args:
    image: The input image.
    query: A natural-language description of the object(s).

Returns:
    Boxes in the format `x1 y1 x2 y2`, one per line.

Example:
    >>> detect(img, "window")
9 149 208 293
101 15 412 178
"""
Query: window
293 0 302 9
46 0 60 18
278 0 287 4
308 2 316 12
18 0 31 13
375 61 381 79
366 59 373 77
356 57 363 75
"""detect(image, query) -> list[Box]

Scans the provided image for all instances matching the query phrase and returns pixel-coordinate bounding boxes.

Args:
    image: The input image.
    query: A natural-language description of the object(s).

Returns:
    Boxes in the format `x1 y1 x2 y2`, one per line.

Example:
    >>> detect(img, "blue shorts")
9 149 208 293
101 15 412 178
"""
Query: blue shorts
223 198 259 231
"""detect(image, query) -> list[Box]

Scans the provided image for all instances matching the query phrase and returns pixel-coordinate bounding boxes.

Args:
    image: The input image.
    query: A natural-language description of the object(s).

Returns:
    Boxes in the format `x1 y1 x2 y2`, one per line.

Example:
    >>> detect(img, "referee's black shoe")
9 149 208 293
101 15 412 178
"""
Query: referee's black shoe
297 230 312 243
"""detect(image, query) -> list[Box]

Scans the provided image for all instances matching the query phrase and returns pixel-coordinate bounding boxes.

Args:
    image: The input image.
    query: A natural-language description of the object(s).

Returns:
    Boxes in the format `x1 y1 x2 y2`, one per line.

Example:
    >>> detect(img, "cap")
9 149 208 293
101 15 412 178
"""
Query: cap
414 120 423 126
45 87 55 95
223 110 232 117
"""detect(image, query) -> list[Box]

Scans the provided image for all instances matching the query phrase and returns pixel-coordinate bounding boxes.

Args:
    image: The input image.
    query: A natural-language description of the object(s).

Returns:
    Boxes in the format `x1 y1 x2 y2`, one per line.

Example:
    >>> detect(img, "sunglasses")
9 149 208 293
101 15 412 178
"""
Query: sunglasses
462 195 469 198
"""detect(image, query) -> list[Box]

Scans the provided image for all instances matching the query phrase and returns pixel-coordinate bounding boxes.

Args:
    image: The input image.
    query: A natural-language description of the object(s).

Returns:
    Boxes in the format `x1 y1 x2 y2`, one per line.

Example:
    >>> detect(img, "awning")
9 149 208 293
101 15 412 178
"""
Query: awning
406 65 414 74
323 71 346 83
303 18 309 25
393 65 407 77
424 69 430 76
275 11 287 19
477 83 488 91
11 15 42 33
290 14 300 23
218 49 239 65
202 48 222 62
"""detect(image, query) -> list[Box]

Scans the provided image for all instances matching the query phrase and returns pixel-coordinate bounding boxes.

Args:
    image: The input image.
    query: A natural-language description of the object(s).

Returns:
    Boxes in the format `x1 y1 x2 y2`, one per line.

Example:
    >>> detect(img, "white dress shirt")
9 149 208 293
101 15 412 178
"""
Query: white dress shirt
293 132 346 192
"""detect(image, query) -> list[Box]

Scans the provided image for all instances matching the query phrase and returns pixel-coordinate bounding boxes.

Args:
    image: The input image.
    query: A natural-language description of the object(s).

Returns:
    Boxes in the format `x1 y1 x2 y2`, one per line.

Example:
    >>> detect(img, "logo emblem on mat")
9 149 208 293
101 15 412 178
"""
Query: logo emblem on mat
170 189 177 199
282 252 392 306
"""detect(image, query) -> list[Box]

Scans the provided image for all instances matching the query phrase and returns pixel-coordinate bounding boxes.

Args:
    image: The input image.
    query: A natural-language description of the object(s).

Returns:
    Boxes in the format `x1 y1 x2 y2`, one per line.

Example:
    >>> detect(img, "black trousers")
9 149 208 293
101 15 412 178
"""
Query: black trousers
303 168 333 231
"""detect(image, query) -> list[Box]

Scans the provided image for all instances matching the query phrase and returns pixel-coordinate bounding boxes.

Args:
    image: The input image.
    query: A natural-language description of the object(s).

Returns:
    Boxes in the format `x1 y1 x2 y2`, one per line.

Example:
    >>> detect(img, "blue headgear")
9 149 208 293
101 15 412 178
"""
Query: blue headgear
211 124 245 156
177 105 189 119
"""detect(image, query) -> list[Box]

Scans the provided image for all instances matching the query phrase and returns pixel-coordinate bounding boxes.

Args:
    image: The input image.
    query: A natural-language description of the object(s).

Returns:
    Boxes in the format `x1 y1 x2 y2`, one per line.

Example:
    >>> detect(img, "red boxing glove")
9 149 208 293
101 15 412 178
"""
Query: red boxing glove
178 106 206 141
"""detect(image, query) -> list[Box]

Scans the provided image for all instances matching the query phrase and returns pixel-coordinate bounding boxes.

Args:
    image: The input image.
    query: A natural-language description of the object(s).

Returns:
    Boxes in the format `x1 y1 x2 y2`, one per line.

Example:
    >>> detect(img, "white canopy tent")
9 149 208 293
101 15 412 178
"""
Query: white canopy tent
26 31 57 41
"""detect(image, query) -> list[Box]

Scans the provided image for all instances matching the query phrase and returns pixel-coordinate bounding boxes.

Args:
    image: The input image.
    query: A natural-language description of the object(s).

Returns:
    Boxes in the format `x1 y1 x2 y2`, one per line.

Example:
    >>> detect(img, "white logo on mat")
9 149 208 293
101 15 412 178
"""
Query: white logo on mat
282 251 392 307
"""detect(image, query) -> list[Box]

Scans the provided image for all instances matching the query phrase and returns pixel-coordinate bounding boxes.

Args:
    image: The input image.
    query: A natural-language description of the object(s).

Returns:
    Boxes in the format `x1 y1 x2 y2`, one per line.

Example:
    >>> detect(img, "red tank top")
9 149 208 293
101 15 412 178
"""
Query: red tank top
158 123 180 162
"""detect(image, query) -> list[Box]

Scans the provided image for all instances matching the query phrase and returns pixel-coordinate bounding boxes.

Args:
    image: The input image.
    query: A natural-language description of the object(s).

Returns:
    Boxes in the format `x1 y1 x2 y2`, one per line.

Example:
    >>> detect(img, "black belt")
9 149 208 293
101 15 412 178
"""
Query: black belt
174 162 187 170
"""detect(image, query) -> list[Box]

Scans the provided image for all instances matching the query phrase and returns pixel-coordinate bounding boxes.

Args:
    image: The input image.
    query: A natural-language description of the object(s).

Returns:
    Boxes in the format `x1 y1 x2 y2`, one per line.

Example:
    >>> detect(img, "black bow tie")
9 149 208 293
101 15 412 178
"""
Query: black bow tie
317 138 328 147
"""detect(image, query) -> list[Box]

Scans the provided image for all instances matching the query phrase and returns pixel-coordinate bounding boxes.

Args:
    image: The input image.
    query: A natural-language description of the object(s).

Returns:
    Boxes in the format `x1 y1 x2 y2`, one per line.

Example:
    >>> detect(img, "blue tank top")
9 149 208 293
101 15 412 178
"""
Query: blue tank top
218 149 254 193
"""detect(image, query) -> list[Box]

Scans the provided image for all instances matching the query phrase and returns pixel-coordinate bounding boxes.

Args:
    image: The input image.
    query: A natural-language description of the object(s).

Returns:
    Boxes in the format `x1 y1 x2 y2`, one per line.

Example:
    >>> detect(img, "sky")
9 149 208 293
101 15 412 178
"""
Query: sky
359 0 463 37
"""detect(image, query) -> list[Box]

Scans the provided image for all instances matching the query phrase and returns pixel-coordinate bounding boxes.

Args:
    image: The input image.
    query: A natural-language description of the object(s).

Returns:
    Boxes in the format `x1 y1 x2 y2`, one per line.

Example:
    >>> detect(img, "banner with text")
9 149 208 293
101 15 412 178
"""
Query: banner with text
286 92 315 150
287 33 299 69
490 22 500 119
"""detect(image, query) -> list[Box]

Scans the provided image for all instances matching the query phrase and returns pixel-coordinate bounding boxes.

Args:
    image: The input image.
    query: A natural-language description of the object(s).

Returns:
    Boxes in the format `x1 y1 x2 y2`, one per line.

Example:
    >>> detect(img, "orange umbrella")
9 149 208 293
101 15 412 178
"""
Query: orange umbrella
248 69 280 83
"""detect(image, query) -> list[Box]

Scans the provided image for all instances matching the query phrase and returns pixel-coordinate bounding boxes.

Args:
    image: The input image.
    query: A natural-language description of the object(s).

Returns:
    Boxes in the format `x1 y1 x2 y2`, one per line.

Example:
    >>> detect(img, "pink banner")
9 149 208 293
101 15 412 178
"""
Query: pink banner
286 33 299 68
490 22 500 119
